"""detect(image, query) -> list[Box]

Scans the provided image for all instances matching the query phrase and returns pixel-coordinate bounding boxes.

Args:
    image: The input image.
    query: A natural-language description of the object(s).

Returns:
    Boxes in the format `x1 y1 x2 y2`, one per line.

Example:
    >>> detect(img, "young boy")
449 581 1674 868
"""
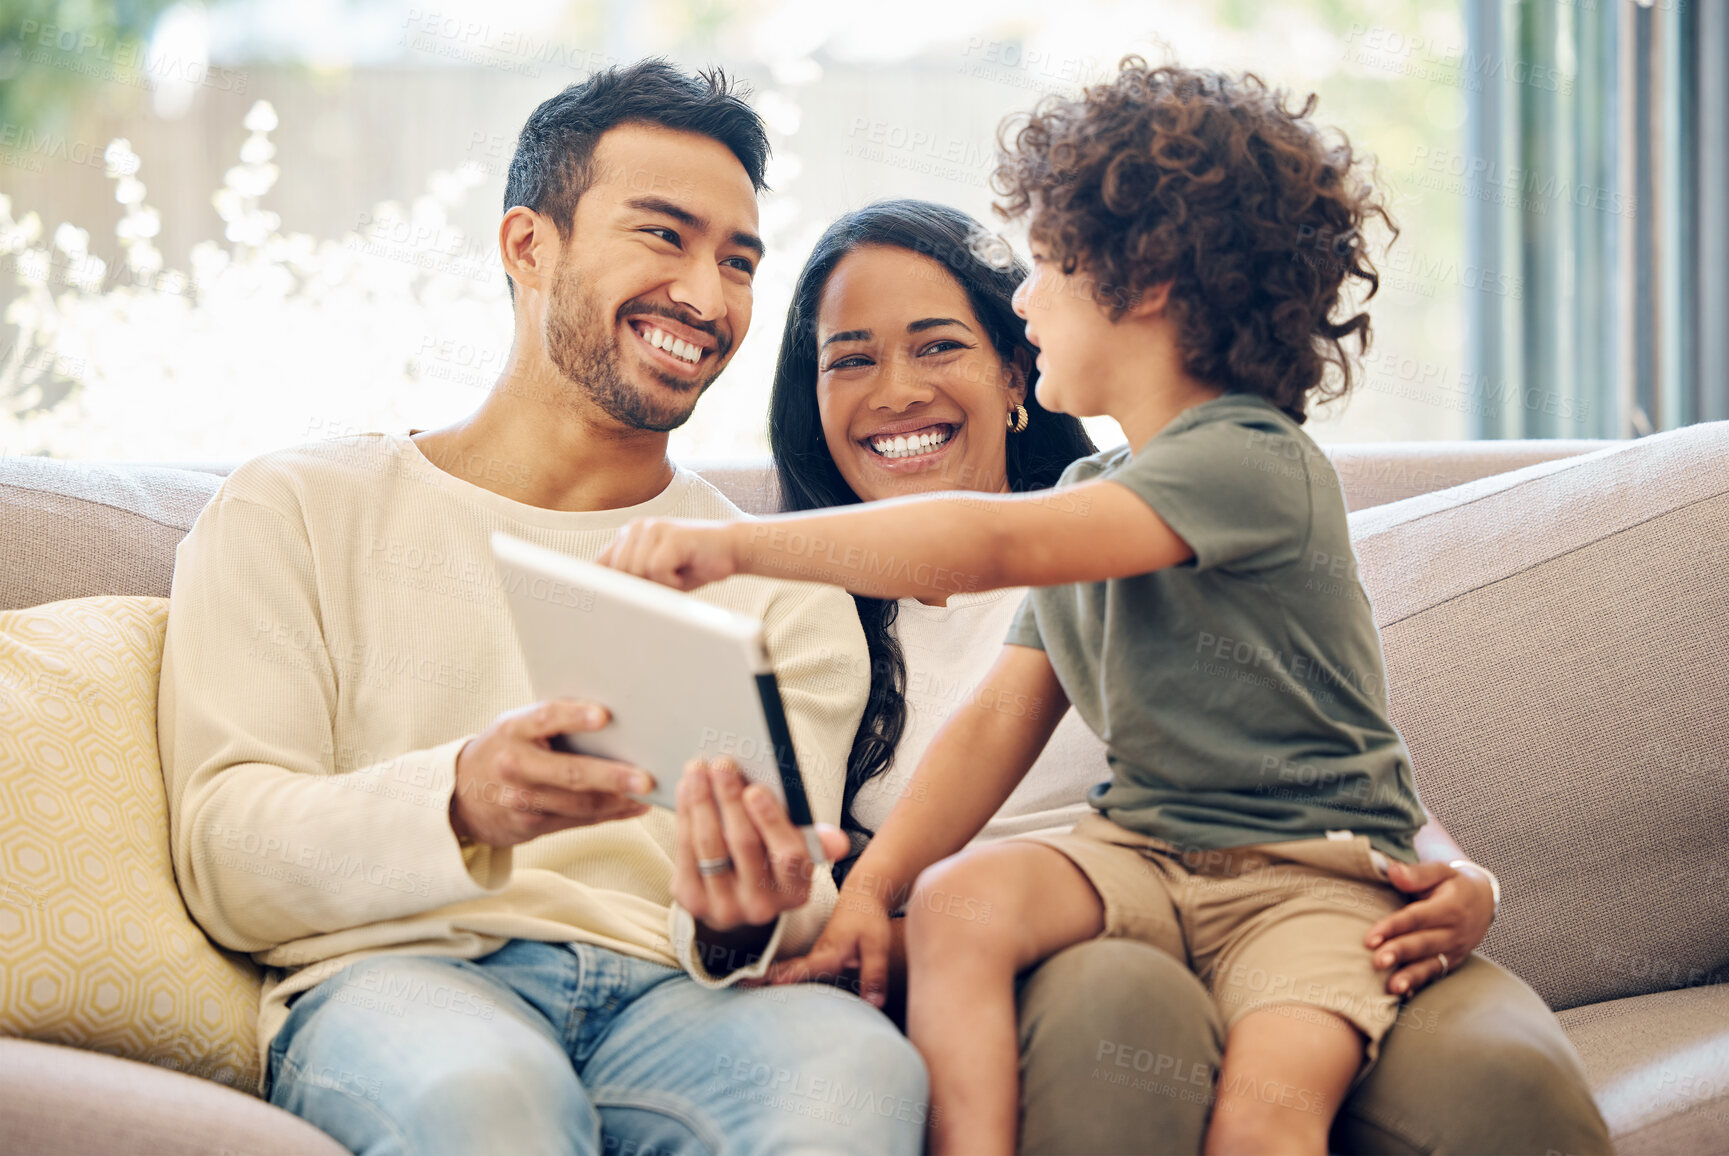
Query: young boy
601 59 1428 1154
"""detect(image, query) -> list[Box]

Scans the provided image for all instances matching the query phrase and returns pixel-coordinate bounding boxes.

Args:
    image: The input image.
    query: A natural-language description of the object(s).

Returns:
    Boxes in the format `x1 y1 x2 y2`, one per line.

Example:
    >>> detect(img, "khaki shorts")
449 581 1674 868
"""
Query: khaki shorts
1018 813 1407 1073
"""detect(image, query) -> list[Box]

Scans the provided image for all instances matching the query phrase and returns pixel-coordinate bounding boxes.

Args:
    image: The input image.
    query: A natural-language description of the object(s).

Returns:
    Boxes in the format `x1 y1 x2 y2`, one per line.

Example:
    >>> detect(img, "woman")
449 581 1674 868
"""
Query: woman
763 199 1610 1155
768 205 1101 868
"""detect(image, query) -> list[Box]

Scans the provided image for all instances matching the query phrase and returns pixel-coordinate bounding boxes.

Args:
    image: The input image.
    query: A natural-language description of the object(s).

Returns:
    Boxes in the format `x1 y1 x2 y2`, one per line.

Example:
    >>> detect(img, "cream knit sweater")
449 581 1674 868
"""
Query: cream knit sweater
157 431 868 1087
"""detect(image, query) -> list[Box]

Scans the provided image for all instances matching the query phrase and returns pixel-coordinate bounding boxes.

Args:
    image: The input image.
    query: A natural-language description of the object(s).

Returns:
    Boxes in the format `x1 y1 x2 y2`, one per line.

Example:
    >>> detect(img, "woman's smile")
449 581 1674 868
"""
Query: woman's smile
858 420 962 472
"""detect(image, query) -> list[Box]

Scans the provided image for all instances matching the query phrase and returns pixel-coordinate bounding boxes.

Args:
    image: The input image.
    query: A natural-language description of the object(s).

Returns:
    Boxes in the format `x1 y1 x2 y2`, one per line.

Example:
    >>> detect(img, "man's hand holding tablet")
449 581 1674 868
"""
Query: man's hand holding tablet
451 699 654 846
450 697 846 956
488 530 848 975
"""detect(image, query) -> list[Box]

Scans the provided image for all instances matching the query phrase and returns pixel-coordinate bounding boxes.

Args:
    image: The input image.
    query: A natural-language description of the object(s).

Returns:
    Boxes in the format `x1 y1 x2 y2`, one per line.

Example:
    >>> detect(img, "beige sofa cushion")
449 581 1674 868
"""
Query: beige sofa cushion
1351 420 1729 1011
1558 984 1729 1155
0 596 262 1089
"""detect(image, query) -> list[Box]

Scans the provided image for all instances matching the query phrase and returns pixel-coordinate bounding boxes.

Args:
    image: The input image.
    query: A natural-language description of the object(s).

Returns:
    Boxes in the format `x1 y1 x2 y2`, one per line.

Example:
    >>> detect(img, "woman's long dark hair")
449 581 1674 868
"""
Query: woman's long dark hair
766 200 1097 872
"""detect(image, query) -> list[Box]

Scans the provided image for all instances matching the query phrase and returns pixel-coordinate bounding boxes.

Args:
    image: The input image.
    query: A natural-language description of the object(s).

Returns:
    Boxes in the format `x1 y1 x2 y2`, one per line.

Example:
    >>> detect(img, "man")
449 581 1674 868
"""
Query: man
158 60 926 1155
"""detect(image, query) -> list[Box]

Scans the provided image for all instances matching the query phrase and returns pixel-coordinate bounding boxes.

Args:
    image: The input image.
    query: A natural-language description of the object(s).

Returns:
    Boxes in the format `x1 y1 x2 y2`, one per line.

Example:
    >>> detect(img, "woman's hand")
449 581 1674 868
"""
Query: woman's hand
598 518 739 591
1368 860 1497 996
763 880 897 1009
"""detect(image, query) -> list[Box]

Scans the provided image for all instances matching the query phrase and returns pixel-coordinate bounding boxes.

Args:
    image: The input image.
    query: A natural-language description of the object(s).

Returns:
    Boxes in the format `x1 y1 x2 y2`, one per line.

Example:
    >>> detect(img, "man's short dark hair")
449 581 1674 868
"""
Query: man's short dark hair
502 59 770 298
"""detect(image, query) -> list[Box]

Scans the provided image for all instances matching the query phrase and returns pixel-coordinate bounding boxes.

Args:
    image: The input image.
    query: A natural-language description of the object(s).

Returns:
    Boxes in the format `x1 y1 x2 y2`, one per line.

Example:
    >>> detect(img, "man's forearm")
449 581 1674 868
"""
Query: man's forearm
168 738 493 949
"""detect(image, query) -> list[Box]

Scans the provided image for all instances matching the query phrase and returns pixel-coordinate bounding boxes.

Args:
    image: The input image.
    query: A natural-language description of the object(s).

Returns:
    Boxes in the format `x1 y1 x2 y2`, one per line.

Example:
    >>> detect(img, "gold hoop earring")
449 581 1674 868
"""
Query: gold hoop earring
1007 403 1029 434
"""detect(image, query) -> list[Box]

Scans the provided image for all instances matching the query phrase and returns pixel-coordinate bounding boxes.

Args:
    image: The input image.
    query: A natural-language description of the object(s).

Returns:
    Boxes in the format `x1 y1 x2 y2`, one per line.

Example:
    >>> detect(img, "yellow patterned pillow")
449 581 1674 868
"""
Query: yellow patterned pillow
0 595 262 1091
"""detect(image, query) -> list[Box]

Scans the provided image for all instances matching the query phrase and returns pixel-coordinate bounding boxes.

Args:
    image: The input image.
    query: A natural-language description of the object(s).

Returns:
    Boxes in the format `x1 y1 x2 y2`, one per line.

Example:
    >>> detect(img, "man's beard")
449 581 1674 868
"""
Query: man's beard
544 263 728 433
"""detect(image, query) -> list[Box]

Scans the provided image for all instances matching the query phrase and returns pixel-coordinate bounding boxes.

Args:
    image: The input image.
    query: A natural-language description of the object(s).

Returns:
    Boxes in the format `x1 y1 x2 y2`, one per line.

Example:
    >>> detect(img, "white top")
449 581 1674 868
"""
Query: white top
850 587 1110 844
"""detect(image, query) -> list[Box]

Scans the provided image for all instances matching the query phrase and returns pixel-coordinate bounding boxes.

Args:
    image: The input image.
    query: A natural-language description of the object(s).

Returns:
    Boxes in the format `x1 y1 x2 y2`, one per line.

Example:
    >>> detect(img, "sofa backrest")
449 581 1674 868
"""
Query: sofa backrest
1 439 1606 612
0 459 224 616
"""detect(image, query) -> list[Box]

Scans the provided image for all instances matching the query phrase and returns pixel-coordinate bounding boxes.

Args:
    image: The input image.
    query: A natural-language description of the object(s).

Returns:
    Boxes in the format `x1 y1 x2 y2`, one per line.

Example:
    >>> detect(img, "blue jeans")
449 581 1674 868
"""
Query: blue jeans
265 939 928 1155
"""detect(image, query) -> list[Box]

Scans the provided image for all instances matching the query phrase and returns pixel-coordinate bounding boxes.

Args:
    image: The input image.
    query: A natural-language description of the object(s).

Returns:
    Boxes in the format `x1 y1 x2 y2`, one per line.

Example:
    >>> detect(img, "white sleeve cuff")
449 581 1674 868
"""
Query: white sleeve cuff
668 902 789 988
351 733 513 912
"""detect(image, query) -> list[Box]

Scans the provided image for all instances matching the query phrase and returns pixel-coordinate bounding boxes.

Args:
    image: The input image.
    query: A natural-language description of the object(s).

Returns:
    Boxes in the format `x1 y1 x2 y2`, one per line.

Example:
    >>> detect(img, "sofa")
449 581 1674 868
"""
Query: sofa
1 427 1726 1155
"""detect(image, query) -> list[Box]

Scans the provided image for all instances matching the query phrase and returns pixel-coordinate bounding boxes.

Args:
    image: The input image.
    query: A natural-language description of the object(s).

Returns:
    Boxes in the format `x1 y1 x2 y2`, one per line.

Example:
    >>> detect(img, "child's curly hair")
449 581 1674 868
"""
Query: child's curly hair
993 57 1395 422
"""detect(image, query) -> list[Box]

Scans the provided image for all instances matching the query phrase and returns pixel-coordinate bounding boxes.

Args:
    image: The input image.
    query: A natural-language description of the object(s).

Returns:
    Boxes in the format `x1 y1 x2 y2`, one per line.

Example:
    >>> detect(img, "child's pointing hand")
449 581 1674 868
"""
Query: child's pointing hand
599 517 739 591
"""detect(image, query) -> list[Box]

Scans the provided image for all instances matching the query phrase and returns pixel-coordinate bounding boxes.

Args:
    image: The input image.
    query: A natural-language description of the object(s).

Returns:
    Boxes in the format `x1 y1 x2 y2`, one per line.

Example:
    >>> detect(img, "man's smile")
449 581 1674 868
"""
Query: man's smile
624 314 722 380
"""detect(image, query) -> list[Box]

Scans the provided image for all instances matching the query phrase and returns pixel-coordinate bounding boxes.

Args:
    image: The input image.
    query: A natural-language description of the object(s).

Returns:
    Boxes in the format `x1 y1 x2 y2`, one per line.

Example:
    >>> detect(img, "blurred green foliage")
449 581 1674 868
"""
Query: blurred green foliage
0 0 178 131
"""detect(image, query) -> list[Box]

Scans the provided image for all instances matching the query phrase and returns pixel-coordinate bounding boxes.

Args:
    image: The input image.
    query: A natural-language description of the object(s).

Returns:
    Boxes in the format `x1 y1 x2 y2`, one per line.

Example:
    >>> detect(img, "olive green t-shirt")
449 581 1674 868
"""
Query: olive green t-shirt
1006 394 1424 862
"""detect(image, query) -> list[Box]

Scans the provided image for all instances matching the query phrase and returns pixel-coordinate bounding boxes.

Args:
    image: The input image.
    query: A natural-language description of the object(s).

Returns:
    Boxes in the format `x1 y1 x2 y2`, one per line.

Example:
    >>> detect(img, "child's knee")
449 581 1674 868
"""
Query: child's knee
905 853 1012 949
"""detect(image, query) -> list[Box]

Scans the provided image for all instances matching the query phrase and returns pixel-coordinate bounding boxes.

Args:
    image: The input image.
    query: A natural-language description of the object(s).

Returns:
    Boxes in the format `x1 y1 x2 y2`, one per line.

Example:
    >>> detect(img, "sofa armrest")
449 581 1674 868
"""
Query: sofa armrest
0 1038 348 1155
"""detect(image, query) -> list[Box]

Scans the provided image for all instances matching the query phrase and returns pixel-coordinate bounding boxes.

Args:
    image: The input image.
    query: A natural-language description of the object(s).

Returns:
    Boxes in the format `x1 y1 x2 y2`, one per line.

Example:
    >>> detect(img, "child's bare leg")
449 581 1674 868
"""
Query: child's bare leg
1204 1006 1363 1156
904 842 1104 1156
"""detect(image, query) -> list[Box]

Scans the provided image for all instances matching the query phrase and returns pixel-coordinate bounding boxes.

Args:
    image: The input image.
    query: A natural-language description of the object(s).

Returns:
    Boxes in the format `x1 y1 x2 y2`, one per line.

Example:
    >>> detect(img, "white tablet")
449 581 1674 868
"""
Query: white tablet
489 531 818 835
